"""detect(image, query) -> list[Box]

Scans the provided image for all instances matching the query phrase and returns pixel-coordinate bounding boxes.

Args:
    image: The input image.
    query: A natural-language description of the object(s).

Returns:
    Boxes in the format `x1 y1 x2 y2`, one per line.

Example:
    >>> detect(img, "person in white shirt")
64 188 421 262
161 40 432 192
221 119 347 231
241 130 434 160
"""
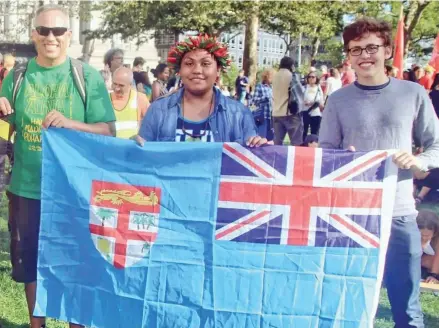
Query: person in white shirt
301 72 324 141
324 67 342 101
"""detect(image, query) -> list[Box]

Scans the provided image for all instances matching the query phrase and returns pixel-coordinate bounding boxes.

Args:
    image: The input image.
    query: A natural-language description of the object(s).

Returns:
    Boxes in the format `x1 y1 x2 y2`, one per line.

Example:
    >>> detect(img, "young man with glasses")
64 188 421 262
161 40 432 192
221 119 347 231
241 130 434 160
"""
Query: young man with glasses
0 4 115 328
319 18 439 328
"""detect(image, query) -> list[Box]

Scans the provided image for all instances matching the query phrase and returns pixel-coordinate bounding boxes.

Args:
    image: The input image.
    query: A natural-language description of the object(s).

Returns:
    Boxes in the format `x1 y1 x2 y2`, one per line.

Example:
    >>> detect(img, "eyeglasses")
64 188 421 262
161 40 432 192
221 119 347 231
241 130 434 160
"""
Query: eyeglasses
35 26 68 37
348 44 385 56
308 76 317 78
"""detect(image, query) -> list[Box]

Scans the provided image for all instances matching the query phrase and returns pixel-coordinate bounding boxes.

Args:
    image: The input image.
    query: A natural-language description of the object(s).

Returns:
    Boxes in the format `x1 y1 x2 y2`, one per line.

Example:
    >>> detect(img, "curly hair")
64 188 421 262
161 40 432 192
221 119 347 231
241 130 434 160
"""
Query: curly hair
343 18 393 53
103 48 124 68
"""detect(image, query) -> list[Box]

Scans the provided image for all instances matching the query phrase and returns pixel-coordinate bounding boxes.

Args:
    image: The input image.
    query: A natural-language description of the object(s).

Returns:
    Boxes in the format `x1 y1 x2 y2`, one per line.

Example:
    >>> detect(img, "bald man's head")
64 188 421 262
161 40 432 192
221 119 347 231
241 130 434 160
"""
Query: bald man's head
113 67 133 84
112 67 133 97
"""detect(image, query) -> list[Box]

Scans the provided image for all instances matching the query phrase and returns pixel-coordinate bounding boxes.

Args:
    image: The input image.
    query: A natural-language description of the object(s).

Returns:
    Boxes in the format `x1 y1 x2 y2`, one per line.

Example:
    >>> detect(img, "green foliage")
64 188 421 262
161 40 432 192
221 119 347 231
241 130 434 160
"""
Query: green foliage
259 1 372 59
89 0 254 44
315 38 345 67
386 0 437 57
221 63 239 91
408 1 439 55
296 65 311 77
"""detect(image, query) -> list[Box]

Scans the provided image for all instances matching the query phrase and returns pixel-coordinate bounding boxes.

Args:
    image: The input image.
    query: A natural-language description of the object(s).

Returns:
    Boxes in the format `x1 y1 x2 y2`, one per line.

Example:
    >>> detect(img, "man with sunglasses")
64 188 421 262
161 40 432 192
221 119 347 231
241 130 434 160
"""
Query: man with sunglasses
319 18 439 328
0 4 115 328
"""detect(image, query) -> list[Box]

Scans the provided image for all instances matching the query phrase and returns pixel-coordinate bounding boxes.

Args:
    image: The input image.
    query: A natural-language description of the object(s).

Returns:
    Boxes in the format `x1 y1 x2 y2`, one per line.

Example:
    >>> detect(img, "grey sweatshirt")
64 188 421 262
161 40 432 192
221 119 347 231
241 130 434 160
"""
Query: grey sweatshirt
319 78 439 217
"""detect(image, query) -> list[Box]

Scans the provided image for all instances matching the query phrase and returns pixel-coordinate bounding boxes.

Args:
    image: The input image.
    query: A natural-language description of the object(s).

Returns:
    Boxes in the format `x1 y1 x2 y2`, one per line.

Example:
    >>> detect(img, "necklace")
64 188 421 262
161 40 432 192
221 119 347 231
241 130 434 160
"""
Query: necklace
181 91 215 139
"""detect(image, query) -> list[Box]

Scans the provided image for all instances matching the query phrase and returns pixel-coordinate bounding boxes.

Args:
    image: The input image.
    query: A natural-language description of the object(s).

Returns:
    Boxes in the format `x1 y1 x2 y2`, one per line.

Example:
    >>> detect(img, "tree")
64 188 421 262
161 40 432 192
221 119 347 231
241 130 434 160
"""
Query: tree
141 214 156 230
132 213 156 230
260 1 382 63
314 39 345 67
401 0 432 56
89 1 266 80
77 0 95 62
358 1 437 58
95 208 115 226
390 0 437 57
242 0 259 86
260 1 344 62
142 242 151 254
221 63 239 91
88 0 247 43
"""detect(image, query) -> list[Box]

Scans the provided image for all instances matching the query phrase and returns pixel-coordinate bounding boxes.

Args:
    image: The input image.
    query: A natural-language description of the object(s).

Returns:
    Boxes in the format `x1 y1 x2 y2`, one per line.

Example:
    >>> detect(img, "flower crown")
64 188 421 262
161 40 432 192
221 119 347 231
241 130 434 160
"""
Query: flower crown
167 34 232 72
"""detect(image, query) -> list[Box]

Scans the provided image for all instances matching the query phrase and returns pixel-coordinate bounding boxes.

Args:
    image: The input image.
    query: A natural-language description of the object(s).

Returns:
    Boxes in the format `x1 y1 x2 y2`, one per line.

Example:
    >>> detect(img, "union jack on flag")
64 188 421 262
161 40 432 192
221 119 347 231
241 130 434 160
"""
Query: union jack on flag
216 144 397 249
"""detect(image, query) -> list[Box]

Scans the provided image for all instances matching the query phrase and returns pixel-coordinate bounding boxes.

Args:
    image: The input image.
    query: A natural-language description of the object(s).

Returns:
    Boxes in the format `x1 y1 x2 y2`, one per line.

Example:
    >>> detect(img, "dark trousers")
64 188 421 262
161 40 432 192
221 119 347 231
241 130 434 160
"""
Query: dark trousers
7 192 42 283
302 112 322 141
384 215 424 328
273 115 303 146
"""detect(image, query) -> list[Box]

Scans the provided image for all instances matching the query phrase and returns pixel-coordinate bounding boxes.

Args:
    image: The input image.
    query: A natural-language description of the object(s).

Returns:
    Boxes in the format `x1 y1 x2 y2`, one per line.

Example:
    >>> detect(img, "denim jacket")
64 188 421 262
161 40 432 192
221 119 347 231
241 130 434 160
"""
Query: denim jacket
138 87 257 143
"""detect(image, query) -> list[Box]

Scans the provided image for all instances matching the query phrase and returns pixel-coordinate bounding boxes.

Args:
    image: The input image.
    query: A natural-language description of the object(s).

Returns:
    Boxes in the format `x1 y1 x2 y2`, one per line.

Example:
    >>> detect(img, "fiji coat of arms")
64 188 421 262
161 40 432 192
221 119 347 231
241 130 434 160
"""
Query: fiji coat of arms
89 180 161 269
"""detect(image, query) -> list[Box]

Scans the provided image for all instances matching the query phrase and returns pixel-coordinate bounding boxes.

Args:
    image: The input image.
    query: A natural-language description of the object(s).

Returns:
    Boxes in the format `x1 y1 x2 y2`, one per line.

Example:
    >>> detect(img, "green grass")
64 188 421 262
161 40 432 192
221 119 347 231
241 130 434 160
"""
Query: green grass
0 194 438 328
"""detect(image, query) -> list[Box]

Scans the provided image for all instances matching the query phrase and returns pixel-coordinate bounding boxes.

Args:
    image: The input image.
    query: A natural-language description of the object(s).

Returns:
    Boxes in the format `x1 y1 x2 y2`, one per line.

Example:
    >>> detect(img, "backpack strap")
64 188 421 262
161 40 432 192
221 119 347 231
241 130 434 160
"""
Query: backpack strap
12 63 28 108
12 59 86 109
70 58 86 107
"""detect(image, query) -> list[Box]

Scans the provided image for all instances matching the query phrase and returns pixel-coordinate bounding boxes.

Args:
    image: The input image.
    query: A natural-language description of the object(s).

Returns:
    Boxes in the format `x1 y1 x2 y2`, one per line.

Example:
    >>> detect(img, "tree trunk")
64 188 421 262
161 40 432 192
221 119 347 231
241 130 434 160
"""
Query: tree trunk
243 4 259 88
311 38 321 62
79 1 94 62
3 1 11 39
81 39 95 63
403 0 431 56
310 26 322 62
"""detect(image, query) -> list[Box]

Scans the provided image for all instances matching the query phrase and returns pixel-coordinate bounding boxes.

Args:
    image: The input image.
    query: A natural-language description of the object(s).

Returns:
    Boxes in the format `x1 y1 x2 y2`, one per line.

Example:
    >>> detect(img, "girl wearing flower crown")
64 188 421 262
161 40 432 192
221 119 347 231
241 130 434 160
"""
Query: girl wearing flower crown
135 34 271 146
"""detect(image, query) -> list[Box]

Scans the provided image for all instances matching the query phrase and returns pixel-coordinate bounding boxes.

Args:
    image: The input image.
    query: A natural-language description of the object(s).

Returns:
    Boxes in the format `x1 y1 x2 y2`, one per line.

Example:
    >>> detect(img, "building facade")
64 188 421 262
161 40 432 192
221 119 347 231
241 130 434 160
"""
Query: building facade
220 30 287 69
0 0 161 70
154 28 288 69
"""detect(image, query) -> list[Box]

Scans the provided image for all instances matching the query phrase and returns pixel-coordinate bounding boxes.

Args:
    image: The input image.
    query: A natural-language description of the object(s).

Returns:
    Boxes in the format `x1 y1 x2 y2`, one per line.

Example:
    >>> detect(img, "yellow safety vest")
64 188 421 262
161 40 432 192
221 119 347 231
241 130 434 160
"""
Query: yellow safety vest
0 120 10 140
112 90 139 139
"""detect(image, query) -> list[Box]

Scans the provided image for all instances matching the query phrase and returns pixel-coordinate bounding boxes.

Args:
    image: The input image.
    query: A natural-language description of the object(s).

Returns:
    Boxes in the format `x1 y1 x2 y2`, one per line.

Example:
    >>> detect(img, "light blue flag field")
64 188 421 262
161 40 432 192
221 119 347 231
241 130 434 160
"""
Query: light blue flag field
35 128 398 327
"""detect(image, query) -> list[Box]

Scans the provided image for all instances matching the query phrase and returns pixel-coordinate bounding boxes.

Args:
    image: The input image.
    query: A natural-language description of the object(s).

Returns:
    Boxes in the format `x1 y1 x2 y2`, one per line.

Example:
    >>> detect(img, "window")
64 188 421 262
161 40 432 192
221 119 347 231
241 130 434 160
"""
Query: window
264 39 268 52
263 57 267 65
239 36 243 50
238 56 243 66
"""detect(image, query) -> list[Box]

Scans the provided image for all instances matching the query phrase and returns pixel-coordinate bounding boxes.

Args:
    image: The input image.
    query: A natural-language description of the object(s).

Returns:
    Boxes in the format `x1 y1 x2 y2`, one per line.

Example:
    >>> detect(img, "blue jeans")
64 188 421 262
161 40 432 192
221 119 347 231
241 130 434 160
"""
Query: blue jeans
239 91 246 104
255 118 273 141
384 215 424 328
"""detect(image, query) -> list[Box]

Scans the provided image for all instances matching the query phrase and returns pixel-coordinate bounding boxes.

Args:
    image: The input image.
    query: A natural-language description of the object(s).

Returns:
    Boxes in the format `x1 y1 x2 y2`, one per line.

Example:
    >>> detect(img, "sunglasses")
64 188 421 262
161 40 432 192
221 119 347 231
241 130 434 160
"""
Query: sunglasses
35 26 68 37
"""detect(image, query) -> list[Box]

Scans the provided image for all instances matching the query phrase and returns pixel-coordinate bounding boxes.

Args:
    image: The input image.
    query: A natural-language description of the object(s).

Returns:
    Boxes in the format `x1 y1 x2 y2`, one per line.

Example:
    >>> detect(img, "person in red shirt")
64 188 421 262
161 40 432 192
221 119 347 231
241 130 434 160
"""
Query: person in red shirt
419 65 435 91
319 65 329 93
341 60 356 86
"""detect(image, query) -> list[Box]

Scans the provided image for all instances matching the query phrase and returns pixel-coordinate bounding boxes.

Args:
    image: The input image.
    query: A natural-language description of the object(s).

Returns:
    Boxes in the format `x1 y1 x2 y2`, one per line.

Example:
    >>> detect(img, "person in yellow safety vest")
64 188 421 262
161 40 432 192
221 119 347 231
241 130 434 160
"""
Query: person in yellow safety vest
110 67 150 139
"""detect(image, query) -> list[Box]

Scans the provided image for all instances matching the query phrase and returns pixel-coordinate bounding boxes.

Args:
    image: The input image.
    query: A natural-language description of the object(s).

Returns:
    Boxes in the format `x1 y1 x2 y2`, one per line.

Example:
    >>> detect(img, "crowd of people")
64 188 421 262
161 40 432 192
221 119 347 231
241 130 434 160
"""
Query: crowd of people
0 3 438 328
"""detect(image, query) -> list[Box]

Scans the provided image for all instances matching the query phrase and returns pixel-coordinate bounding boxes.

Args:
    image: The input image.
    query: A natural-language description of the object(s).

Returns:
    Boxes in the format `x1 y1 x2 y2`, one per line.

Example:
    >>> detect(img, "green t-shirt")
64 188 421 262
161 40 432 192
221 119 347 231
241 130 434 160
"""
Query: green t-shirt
0 57 116 200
